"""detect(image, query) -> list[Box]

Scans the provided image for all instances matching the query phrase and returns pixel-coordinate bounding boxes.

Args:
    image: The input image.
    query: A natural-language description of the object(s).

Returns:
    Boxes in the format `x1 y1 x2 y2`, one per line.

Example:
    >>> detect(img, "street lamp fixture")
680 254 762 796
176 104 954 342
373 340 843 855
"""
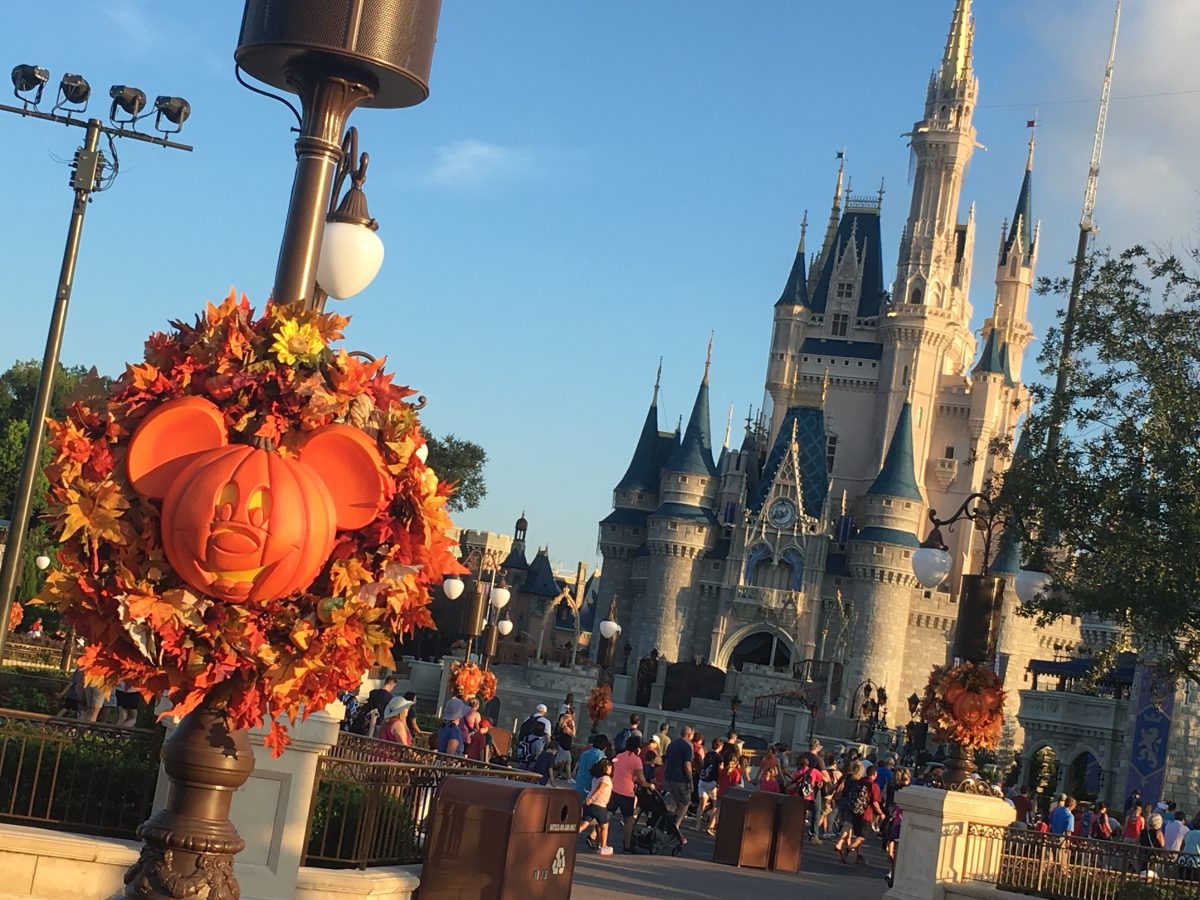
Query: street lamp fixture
316 128 384 304
595 598 621 676
1014 568 1052 605
11 64 48 105
153 95 191 133
34 555 50 572
497 614 514 637
54 74 90 113
108 84 147 124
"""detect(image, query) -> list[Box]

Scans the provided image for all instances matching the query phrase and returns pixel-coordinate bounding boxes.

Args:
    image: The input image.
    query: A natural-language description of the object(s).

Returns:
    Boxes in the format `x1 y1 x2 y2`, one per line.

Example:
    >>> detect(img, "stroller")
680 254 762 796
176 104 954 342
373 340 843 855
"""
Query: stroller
632 785 685 856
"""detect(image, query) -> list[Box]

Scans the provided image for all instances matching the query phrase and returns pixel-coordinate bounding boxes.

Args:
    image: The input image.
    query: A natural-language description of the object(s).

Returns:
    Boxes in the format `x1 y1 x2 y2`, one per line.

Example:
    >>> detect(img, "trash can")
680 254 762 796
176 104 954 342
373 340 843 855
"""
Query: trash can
420 775 581 900
768 794 806 873
711 788 775 868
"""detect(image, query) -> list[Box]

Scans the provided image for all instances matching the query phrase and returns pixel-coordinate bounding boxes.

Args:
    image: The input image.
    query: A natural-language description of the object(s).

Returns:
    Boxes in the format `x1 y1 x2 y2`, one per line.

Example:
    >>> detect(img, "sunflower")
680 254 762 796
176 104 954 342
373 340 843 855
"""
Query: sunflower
271 319 326 366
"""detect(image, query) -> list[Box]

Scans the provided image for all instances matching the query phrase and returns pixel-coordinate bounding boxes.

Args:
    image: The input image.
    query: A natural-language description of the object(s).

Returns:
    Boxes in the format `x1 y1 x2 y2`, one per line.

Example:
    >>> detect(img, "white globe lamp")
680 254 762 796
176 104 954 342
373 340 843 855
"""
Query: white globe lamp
599 619 621 640
1015 569 1052 605
912 546 952 589
497 617 514 637
489 585 511 610
442 576 465 601
35 554 51 571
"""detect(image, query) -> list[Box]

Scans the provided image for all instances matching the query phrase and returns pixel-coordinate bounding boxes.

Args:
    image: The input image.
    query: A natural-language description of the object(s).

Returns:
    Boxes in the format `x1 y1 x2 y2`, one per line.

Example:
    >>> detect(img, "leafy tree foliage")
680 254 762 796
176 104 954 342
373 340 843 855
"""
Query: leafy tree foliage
422 429 487 512
998 247 1200 679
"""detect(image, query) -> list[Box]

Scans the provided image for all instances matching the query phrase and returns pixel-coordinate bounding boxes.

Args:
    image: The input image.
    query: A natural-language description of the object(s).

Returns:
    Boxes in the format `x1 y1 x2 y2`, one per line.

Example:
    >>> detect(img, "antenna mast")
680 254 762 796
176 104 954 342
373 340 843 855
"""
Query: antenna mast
1048 0 1121 451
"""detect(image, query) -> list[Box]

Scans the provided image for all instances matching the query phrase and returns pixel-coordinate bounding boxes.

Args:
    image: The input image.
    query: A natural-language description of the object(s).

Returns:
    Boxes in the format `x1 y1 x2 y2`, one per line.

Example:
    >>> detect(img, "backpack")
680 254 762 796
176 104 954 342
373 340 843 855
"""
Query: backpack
793 771 817 801
517 715 539 742
613 727 632 753
699 753 719 783
849 780 871 816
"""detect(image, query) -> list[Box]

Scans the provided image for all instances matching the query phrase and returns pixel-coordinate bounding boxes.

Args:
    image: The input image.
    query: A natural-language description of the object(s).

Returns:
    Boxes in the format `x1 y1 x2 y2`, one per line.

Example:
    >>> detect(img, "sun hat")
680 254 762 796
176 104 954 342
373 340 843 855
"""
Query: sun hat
383 696 414 720
536 703 548 714
443 697 469 723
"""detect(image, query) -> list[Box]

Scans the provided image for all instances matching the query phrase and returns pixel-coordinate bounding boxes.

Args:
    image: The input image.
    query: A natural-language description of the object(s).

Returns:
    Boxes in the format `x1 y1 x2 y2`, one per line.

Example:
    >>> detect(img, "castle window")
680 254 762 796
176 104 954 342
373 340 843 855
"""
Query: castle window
831 313 849 336
835 282 853 300
944 445 955 460
668 522 678 531
882 499 894 508
874 545 885 555
826 434 838 471
633 528 641 536
679 476 689 485
911 288 923 305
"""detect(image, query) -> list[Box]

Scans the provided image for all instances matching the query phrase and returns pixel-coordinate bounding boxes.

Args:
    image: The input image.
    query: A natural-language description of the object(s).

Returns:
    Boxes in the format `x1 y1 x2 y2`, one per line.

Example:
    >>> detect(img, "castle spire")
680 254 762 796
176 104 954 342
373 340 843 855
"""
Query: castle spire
723 403 733 450
666 357 717 478
776 212 811 307
939 0 974 90
814 152 846 276
704 332 713 385
615 364 664 492
867 402 922 501
1004 128 1037 265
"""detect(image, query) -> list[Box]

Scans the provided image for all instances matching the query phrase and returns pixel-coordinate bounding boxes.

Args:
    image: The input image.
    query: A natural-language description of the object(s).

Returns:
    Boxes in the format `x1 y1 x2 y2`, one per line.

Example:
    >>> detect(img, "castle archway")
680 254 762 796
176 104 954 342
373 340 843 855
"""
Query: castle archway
714 622 798 671
1066 749 1102 803
1025 744 1060 814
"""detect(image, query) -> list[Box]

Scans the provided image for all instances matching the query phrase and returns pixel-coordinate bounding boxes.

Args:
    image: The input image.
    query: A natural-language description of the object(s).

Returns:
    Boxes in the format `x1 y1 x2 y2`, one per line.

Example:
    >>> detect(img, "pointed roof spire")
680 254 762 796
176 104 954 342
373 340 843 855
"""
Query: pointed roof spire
666 355 717 478
704 332 713 385
939 0 974 89
973 328 1005 376
776 212 811 308
723 403 734 450
615 364 666 492
867 402 922 501
814 152 846 276
1004 128 1036 264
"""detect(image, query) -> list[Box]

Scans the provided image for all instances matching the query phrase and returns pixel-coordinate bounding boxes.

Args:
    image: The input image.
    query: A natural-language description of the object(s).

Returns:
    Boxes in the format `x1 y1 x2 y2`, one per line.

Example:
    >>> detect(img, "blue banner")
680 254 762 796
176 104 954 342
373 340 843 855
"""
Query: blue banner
1123 665 1175 806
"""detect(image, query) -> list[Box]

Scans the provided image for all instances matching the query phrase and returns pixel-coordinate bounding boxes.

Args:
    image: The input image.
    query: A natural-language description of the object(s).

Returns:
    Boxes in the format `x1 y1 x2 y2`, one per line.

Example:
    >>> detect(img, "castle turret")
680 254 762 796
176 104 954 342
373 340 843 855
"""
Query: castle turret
635 353 720 664
878 0 980 483
988 133 1039 384
764 215 810 437
844 402 925 703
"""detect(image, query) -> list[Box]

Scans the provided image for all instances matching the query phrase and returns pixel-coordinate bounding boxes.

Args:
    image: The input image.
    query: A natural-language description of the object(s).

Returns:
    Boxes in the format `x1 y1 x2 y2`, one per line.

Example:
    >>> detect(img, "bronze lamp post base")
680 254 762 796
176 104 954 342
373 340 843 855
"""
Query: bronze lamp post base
125 707 255 900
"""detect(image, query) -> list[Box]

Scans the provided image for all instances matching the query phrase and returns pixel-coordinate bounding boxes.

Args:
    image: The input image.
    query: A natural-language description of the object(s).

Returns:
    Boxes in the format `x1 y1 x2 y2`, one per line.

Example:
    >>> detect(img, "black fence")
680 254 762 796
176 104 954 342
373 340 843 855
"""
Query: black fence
971 825 1200 899
304 732 540 869
0 707 162 838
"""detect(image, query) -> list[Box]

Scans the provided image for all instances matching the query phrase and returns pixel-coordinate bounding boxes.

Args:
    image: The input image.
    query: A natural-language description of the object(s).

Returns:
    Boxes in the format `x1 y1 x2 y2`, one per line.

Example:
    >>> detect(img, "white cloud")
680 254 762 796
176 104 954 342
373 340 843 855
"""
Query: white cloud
424 139 540 189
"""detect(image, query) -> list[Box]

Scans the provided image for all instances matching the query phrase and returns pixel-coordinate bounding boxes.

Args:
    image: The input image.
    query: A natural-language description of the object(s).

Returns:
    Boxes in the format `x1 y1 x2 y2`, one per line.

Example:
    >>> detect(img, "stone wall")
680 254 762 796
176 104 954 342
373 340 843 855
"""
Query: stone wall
1149 678 1200 813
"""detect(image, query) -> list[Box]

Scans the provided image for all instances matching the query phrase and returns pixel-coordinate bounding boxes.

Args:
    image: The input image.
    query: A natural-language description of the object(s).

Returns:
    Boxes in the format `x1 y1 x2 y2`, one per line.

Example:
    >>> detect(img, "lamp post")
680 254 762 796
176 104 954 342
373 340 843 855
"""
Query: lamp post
910 492 1050 786
595 600 622 686
235 0 441 311
442 547 506 664
479 580 511 672
0 67 192 663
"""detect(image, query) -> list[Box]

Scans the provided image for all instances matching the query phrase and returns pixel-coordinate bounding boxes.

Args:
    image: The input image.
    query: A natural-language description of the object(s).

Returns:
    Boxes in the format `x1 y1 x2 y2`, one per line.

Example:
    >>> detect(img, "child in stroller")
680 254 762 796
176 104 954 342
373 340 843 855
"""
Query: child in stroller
632 784 685 856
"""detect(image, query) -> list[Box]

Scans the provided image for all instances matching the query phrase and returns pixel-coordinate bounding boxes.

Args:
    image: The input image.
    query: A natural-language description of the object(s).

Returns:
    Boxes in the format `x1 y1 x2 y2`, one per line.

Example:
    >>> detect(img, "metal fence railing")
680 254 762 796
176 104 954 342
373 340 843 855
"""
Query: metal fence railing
968 824 1200 899
1 639 71 672
0 707 162 838
304 733 540 869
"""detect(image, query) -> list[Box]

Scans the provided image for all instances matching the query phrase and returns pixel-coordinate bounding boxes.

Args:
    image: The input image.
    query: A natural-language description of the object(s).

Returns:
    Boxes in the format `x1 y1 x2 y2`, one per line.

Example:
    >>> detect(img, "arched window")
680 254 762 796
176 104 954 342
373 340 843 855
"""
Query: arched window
729 631 793 671
752 558 795 590
911 287 923 305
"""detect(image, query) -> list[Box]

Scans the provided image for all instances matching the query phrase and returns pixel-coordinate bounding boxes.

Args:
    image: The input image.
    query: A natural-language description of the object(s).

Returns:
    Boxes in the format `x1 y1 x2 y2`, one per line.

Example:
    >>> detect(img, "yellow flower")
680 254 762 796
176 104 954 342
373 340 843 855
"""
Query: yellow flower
271 320 326 366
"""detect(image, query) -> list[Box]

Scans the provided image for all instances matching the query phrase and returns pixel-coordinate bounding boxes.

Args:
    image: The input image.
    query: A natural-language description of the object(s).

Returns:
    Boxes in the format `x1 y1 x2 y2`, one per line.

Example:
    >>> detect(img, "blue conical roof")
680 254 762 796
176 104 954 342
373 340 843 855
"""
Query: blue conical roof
666 376 717 478
521 549 560 597
616 389 662 493
1004 155 1034 265
974 329 1004 375
993 426 1032 574
867 403 922 501
999 341 1017 387
775 241 809 308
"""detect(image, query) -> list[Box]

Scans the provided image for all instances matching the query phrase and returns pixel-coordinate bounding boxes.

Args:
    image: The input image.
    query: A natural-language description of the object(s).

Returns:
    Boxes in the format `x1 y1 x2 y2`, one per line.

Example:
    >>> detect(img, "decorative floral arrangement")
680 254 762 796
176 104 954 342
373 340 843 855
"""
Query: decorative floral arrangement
8 601 22 633
587 684 613 723
37 292 464 755
919 661 1006 750
449 659 484 700
479 669 497 702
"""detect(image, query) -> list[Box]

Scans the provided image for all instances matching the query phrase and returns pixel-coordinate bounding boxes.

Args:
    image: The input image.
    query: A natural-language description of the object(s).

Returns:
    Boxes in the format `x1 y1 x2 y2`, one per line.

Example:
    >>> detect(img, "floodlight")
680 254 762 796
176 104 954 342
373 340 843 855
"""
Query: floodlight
12 64 49 105
153 95 190 133
109 85 147 124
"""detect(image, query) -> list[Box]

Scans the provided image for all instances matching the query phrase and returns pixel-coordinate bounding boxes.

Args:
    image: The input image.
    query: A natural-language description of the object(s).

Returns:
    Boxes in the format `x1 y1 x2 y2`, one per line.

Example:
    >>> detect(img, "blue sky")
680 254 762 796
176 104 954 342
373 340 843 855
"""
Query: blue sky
1 1 1197 573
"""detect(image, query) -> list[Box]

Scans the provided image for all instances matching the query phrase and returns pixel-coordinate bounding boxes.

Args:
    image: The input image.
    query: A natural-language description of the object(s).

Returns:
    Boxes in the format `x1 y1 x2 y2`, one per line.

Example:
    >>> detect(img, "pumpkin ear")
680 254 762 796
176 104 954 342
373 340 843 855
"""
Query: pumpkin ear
127 396 228 499
299 425 387 531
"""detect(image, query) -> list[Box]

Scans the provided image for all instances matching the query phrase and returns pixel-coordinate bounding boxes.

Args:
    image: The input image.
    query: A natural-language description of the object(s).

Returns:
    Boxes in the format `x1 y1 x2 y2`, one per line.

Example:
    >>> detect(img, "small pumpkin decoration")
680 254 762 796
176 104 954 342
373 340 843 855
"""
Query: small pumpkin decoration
128 396 388 604
919 660 1007 750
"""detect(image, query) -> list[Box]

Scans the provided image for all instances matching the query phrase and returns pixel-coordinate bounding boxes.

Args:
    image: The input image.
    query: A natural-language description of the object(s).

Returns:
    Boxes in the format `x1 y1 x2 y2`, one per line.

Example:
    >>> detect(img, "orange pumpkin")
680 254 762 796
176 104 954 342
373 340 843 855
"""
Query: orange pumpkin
951 689 986 726
128 396 388 603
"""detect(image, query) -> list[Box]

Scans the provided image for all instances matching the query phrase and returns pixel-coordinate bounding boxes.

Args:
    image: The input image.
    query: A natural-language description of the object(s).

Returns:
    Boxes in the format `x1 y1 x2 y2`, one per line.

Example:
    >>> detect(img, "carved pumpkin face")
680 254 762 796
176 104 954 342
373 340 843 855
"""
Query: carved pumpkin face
161 445 337 603
127 396 388 603
951 690 986 726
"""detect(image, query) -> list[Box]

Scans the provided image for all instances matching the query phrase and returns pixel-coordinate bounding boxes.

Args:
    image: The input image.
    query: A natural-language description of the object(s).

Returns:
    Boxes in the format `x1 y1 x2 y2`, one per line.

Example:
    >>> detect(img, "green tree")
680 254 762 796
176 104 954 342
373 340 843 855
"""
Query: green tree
998 246 1200 680
421 430 487 512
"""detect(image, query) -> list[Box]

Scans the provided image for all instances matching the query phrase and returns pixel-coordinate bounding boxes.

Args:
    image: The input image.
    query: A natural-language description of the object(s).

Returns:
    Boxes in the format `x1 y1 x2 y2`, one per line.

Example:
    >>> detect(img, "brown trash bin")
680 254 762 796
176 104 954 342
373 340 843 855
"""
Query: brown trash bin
420 775 581 900
768 794 806 873
711 788 775 868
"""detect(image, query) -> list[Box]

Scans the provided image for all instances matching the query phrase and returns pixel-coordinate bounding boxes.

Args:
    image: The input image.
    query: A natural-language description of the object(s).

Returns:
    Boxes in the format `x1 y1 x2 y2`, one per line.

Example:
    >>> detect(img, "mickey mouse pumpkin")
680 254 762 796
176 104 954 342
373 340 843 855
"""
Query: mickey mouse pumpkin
127 395 389 604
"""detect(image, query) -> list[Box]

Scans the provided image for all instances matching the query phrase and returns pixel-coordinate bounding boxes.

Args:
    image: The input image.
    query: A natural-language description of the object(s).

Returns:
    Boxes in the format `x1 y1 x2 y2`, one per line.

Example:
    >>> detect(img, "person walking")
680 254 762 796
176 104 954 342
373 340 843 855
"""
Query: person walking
609 735 651 852
663 725 695 833
578 756 616 856
708 744 744 836
612 714 642 754
575 735 610 805
1090 801 1114 840
834 760 883 865
694 736 722 831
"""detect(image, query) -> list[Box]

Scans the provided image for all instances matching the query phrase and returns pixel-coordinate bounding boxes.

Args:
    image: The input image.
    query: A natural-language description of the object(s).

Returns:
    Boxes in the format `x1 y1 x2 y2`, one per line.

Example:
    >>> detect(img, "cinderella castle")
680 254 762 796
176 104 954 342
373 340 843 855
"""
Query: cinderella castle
595 0 1086 726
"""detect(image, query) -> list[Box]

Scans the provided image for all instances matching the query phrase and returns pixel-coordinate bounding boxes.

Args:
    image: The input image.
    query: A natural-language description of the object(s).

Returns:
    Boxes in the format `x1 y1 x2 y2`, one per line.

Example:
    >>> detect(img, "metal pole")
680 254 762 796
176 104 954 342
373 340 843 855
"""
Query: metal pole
272 70 375 310
0 118 103 661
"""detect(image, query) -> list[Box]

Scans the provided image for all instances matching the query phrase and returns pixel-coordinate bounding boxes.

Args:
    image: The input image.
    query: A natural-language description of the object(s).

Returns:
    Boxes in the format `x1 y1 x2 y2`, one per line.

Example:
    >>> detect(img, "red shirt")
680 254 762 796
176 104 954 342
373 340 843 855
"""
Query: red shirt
1123 813 1143 841
717 766 743 798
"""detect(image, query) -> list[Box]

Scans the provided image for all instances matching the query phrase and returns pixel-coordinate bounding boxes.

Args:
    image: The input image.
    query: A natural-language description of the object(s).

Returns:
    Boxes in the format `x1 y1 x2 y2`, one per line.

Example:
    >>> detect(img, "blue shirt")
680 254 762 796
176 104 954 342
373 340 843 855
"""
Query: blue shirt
875 767 894 790
663 737 694 784
576 747 605 799
437 722 464 756
1049 805 1075 835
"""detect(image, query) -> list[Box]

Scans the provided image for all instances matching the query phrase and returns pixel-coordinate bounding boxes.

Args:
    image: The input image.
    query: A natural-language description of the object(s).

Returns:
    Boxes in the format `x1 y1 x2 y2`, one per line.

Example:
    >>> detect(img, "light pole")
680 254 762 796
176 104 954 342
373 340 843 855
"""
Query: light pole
0 67 192 663
235 0 441 310
910 492 1050 785
442 547 507 663
479 580 512 672
595 600 622 686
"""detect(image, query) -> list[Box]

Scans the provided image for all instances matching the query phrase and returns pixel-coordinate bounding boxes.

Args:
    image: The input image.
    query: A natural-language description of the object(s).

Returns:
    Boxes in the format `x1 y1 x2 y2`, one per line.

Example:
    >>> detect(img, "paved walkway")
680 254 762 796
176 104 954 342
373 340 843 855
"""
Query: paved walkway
571 831 890 900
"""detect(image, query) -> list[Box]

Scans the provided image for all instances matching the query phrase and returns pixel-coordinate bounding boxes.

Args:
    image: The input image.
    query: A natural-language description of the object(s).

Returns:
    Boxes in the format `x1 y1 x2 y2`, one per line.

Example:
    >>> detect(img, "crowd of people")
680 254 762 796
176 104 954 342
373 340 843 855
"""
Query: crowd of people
1018 786 1200 858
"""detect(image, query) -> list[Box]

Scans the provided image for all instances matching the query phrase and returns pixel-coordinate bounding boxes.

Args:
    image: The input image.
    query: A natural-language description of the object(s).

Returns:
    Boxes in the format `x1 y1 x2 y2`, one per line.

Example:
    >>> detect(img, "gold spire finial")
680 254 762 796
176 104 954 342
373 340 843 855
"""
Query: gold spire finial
1026 117 1037 172
723 403 733 450
704 332 713 384
653 356 662 405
